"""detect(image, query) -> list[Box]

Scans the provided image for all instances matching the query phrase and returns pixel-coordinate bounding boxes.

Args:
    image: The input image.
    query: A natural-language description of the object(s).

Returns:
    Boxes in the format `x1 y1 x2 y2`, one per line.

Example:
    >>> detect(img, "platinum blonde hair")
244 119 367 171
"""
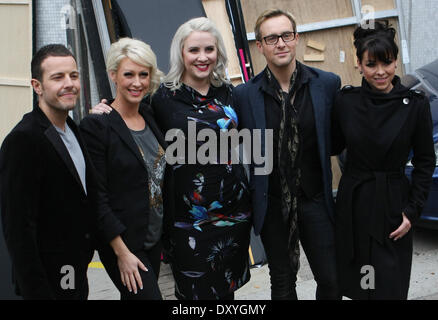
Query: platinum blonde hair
164 17 229 91
106 37 163 95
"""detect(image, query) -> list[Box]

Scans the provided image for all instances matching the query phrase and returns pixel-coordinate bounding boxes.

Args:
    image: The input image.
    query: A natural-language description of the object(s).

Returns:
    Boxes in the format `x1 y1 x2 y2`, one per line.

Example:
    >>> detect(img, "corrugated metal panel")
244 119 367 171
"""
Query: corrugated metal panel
400 0 438 72
35 0 100 120
35 0 70 48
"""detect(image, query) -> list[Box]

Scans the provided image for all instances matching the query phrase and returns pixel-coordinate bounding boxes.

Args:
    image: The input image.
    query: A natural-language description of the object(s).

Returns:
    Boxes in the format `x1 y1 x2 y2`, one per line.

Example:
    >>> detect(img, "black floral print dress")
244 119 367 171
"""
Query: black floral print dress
152 83 252 300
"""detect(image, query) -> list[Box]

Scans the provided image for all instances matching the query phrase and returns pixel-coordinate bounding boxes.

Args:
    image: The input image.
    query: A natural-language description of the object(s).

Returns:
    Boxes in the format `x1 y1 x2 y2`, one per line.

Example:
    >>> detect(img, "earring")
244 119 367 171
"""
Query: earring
359 70 363 74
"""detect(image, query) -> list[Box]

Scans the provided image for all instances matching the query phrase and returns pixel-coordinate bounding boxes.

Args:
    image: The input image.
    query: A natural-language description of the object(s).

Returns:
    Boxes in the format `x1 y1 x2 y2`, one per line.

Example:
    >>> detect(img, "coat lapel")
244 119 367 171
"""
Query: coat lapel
44 126 86 194
34 108 86 194
375 99 411 160
249 86 266 131
108 107 146 169
249 83 267 157
309 80 328 161
357 85 412 163
67 117 95 189
139 103 168 150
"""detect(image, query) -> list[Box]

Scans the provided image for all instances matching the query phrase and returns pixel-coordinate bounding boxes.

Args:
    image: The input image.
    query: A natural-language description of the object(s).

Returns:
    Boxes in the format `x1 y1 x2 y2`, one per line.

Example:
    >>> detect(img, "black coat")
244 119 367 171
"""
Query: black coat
233 64 341 235
332 77 436 299
0 106 97 299
79 102 174 254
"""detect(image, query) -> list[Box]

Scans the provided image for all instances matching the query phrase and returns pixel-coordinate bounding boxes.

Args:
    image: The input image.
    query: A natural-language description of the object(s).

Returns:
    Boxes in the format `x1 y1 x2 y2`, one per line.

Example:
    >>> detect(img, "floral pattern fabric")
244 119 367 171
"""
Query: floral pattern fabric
152 83 252 300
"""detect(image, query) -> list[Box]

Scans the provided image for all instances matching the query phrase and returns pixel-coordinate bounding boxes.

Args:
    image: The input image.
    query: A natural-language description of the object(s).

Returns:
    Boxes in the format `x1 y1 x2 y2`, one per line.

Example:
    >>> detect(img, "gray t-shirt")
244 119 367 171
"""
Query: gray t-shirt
130 125 166 250
55 123 87 194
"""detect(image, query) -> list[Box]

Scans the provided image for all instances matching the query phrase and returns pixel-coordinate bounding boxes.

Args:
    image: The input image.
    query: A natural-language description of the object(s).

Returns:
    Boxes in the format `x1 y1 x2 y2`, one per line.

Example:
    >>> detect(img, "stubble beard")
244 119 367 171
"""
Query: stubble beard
42 87 79 113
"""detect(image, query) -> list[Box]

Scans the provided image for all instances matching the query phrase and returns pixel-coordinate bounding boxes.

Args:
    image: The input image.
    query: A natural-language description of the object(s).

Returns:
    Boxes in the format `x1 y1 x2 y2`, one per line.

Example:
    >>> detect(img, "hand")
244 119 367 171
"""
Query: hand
117 251 148 294
110 235 148 294
389 213 412 241
90 99 112 114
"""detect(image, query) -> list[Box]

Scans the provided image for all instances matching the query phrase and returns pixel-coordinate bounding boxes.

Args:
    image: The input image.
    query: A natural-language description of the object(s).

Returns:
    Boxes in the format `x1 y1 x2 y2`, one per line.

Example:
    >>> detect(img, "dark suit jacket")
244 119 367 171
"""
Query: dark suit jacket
0 106 97 299
79 102 174 254
233 64 341 235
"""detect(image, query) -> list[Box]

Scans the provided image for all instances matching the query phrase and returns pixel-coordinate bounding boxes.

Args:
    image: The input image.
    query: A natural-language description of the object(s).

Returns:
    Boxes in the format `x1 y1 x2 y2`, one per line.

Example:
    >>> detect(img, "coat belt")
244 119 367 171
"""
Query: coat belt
341 167 403 261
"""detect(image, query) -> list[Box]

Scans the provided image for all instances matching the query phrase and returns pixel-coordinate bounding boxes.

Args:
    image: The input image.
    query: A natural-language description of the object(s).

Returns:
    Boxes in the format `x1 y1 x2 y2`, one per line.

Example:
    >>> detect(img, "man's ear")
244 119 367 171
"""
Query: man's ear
31 79 42 96
255 40 263 54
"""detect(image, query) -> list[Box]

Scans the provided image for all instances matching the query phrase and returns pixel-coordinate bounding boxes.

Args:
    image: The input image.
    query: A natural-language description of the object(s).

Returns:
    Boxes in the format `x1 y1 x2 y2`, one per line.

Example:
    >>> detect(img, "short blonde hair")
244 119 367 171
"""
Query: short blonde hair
106 37 163 95
164 17 229 91
254 9 297 41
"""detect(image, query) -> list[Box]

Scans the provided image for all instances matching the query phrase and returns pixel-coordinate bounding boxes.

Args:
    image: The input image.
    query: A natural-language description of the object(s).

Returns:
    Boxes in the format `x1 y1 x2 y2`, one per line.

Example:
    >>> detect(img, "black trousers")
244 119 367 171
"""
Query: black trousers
260 192 340 300
98 242 163 300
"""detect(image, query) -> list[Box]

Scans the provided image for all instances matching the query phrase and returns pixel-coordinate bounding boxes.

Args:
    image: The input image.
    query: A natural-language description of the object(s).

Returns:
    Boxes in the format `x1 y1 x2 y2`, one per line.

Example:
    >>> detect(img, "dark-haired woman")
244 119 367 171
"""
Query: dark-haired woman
332 21 435 300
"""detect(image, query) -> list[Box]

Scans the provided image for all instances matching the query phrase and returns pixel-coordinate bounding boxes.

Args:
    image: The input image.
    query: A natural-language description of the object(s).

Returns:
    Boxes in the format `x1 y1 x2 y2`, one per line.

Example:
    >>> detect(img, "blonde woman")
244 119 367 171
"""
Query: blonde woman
80 38 170 300
151 17 252 300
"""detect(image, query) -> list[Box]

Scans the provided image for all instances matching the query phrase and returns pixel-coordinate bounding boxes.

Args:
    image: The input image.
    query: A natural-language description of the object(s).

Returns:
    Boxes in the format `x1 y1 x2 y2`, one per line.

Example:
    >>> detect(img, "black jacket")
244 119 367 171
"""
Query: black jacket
79 102 174 253
233 64 341 235
0 106 97 299
332 77 435 299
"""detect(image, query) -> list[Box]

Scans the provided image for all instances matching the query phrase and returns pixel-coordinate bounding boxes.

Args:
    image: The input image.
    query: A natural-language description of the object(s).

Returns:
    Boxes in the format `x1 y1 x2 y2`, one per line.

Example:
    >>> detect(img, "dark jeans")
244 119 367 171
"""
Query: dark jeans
99 241 163 300
260 192 340 300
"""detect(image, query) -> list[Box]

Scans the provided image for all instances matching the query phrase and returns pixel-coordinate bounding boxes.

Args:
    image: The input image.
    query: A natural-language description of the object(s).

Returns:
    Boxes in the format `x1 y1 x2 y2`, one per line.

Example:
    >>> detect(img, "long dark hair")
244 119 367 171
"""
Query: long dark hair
353 20 398 63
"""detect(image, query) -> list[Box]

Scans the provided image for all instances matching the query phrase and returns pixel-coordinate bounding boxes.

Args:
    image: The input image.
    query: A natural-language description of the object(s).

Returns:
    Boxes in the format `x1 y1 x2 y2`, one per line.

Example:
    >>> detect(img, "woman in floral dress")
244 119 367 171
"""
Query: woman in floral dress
151 17 252 300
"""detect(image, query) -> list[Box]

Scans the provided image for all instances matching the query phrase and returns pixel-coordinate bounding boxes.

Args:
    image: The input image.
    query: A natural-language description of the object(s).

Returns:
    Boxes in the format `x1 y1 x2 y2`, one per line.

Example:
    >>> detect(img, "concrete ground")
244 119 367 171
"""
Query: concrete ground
87 226 438 300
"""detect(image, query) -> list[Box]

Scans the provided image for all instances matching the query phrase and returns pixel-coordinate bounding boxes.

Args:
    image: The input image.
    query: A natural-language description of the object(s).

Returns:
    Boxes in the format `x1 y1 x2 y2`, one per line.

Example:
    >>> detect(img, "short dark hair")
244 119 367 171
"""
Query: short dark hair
353 20 398 63
31 44 76 81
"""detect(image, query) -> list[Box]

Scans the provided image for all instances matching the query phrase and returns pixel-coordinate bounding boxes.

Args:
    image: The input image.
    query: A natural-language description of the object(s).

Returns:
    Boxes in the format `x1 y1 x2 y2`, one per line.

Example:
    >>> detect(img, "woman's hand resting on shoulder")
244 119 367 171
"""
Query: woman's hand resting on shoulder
90 99 113 114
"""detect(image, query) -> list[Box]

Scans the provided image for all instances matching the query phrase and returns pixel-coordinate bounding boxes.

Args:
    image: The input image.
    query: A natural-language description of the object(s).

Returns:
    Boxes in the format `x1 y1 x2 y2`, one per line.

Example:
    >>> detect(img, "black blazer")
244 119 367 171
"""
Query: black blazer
233 64 341 235
79 102 174 253
0 106 97 299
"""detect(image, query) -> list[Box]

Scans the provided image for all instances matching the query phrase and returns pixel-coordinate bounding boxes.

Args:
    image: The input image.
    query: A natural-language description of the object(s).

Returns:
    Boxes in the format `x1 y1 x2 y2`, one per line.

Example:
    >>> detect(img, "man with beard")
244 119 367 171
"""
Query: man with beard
0 44 97 299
